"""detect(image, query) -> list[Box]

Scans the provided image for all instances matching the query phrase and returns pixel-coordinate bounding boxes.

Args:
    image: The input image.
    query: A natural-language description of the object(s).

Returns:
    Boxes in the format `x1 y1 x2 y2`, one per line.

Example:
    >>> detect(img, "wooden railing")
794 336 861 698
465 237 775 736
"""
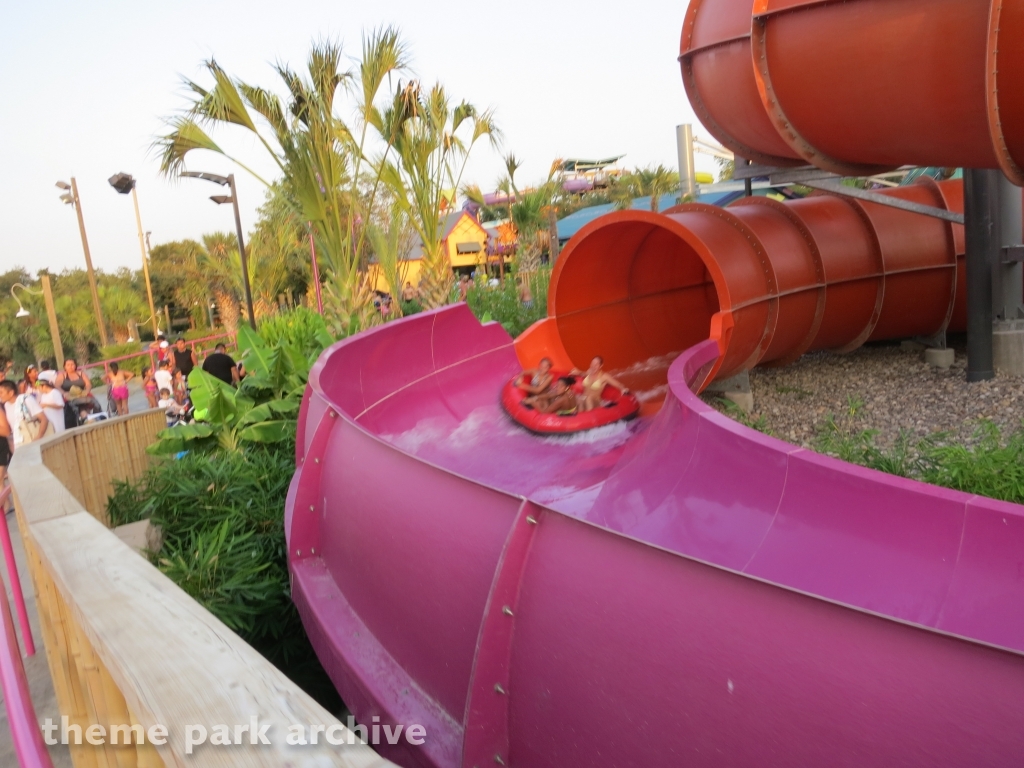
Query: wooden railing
9 411 393 767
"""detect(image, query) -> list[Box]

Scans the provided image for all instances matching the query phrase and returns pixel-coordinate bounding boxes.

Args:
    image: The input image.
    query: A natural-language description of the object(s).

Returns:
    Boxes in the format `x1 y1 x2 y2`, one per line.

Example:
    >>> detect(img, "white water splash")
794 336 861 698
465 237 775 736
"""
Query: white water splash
613 353 680 378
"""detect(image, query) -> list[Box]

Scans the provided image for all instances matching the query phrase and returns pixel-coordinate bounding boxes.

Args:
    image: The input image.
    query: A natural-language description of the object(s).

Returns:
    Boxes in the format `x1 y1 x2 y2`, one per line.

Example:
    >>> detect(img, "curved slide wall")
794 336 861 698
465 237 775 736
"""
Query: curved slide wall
681 0 1024 182
288 305 1024 768
520 179 965 384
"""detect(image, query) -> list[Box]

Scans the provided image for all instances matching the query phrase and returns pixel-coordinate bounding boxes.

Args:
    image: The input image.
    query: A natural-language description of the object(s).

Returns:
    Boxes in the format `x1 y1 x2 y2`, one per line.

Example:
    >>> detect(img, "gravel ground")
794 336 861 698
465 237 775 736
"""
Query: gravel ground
705 338 1024 450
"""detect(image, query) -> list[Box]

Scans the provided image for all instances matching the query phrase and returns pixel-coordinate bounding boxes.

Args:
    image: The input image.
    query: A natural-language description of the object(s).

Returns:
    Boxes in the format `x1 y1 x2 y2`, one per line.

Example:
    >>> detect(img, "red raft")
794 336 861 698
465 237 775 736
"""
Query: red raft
501 372 641 435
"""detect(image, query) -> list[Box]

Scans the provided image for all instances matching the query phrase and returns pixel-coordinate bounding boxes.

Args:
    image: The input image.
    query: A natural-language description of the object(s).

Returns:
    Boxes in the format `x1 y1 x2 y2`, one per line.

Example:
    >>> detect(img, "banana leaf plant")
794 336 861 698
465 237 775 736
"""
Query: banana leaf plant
147 325 324 455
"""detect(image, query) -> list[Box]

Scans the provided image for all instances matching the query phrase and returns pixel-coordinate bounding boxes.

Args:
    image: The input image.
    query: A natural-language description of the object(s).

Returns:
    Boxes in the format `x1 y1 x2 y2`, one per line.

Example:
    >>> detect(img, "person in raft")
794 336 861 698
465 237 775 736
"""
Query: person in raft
571 356 630 412
524 377 578 415
515 358 554 396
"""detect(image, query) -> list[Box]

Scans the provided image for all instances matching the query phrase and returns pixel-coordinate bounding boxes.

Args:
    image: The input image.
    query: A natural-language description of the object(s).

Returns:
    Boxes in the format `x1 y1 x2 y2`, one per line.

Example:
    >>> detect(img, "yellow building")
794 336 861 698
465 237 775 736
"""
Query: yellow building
442 211 490 271
369 211 505 293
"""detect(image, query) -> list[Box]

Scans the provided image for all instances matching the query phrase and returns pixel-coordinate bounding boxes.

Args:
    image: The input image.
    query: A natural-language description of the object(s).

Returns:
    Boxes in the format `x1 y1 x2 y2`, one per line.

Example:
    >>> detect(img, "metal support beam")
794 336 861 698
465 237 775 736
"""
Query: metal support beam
676 124 697 200
802 180 964 224
964 169 998 383
994 175 1024 319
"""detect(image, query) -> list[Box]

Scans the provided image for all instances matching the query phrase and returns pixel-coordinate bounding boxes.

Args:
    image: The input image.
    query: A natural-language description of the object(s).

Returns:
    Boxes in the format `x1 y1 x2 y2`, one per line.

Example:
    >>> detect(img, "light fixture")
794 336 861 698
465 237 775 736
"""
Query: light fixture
10 283 41 319
179 170 255 329
55 181 71 191
59 193 74 205
180 171 229 186
108 172 136 194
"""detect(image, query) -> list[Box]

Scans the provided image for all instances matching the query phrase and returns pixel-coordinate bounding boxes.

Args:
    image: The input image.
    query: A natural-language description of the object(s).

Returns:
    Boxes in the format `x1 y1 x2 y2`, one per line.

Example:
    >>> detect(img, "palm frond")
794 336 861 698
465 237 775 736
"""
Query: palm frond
154 117 224 176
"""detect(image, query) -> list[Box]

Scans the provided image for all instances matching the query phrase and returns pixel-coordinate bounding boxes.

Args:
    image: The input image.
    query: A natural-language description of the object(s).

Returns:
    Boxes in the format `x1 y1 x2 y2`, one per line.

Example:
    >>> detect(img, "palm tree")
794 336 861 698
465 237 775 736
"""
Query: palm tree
156 31 410 332
54 291 98 362
99 285 147 343
634 165 681 212
201 233 243 333
380 82 500 309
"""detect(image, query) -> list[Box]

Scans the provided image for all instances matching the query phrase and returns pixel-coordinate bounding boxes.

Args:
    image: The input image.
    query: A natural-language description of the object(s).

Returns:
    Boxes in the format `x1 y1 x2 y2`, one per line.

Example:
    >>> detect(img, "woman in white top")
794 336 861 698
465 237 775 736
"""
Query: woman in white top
35 379 66 434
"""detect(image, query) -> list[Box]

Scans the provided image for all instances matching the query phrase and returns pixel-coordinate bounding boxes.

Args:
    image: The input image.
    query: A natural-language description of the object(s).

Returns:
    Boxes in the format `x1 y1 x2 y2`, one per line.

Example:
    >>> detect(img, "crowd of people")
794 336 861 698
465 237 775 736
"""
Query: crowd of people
0 336 244 502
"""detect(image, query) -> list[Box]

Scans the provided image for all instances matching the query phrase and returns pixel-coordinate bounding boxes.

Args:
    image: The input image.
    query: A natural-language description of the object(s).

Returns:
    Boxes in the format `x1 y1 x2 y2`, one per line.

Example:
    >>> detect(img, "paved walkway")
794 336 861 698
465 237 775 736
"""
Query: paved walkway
0 379 155 766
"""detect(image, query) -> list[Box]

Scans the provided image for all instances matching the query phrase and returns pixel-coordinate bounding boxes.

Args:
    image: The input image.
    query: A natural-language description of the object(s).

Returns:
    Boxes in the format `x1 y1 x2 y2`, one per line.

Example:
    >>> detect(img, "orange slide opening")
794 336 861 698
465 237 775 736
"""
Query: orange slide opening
516 181 965 397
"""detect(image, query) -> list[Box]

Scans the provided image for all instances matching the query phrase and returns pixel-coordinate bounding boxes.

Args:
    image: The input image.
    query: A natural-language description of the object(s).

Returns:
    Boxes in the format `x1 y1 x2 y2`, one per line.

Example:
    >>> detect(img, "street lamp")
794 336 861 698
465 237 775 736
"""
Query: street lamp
108 173 160 340
180 171 256 329
11 279 64 367
126 314 163 344
56 178 109 346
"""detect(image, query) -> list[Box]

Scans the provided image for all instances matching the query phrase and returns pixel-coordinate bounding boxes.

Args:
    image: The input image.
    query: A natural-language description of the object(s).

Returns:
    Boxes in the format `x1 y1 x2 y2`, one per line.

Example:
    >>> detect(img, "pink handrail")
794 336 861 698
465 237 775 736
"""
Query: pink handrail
0 487 33 656
77 331 238 378
0 489 51 768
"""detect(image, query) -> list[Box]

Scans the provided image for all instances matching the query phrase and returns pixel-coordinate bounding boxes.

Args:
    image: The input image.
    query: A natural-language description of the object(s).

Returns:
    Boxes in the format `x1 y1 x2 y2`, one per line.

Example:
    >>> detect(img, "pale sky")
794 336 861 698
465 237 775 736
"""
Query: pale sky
0 0 715 276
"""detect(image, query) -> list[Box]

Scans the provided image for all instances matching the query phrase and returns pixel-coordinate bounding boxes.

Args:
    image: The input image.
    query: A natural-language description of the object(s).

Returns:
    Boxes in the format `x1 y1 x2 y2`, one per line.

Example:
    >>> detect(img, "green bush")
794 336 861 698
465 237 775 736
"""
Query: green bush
107 445 340 708
257 307 332 360
464 268 550 338
183 327 224 342
99 343 148 376
814 406 1024 503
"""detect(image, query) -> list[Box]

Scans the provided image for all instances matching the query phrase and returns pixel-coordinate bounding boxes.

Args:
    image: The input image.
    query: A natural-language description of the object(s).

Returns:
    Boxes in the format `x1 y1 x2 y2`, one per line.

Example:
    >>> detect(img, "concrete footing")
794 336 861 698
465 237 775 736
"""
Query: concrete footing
706 371 753 413
994 320 1024 377
924 347 955 370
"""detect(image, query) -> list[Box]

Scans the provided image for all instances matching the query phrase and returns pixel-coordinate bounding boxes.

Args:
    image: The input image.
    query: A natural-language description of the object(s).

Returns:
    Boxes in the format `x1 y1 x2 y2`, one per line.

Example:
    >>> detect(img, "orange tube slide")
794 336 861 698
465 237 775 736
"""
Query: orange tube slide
517 180 965 385
681 0 1024 183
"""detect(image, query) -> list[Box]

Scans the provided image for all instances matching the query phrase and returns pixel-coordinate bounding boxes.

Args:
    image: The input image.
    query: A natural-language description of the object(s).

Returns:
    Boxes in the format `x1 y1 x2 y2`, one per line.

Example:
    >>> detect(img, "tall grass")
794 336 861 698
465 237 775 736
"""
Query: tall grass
815 411 1024 504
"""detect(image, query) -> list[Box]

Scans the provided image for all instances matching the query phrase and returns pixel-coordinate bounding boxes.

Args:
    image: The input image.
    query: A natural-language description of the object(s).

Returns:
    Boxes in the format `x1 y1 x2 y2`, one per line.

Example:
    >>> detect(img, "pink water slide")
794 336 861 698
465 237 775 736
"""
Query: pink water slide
287 2 1024 766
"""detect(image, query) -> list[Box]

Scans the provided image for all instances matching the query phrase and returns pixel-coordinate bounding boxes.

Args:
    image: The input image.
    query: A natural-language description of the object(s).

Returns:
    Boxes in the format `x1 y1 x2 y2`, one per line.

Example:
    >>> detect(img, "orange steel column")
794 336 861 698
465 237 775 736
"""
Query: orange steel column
529 180 964 385
682 0 1024 182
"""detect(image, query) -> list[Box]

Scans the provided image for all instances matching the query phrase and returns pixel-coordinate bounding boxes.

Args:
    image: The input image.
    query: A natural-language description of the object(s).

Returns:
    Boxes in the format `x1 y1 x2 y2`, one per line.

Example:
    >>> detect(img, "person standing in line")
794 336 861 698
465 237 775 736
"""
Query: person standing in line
0 380 50 446
17 364 39 395
141 366 159 409
172 370 188 406
201 343 240 386
149 334 169 363
171 337 198 379
37 360 57 386
35 379 66 435
54 359 92 399
153 360 173 398
104 363 134 416
0 405 11 511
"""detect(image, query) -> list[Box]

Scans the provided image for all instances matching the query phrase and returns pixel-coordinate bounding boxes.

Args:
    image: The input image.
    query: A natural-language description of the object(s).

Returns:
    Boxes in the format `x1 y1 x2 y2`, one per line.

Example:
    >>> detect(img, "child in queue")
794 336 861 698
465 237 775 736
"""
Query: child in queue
142 366 158 409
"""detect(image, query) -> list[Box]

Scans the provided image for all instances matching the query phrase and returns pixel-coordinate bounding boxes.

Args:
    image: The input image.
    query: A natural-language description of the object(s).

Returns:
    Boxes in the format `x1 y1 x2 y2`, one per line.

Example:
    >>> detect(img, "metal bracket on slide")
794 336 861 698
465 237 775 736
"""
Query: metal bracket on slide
801 180 965 224
732 161 964 224
1001 245 1024 263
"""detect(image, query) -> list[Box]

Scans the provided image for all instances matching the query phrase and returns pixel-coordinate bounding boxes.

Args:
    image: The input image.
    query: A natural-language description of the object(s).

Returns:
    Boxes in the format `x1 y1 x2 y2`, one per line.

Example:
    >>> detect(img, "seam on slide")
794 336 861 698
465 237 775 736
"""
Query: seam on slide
934 497 970 630
740 447 798 573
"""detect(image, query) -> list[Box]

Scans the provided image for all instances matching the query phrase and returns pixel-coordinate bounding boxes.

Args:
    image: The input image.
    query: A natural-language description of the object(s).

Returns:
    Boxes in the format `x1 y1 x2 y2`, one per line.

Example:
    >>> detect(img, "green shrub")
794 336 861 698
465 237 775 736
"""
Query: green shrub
99 343 148 376
107 445 340 708
257 307 332 360
814 402 1024 502
464 268 550 338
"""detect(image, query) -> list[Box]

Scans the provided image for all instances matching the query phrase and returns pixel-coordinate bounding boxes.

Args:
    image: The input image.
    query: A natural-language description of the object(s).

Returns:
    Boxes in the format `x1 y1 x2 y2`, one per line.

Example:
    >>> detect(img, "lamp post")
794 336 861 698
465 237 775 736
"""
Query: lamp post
126 314 162 344
180 171 256 330
108 173 160 340
11 280 64 367
56 179 109 345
